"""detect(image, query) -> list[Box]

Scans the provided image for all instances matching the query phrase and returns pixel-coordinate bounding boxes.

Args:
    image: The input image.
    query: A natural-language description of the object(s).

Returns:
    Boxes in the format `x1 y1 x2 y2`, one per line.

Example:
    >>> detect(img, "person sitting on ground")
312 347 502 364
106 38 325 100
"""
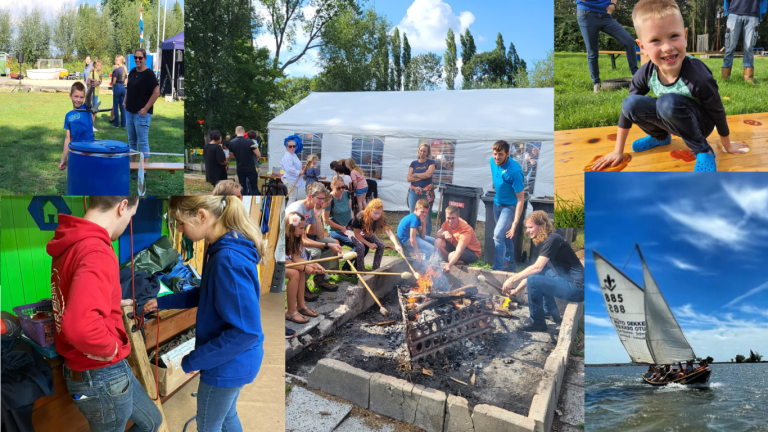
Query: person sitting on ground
323 175 359 271
204 130 229 188
281 135 306 204
213 179 243 199
591 0 749 173
226 126 261 195
502 211 585 332
348 199 403 272
285 182 343 298
304 154 324 186
397 199 436 263
284 212 323 324
434 206 482 273
60 82 95 170
345 158 369 211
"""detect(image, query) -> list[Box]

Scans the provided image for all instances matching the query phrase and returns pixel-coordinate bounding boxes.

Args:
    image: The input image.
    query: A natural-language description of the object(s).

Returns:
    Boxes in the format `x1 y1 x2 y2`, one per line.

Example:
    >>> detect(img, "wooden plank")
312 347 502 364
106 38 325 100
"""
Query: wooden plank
130 162 184 173
121 305 171 432
259 196 283 295
2 197 27 311
555 112 768 200
143 308 198 350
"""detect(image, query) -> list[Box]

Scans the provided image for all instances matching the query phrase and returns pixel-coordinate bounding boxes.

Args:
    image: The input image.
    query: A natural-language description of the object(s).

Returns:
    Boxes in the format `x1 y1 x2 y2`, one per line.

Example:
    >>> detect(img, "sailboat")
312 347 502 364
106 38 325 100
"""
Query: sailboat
593 245 712 386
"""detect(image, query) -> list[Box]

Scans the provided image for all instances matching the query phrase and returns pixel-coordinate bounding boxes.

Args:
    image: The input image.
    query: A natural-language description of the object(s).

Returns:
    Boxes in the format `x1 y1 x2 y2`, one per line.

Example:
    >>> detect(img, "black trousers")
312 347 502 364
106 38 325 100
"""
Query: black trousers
237 171 261 195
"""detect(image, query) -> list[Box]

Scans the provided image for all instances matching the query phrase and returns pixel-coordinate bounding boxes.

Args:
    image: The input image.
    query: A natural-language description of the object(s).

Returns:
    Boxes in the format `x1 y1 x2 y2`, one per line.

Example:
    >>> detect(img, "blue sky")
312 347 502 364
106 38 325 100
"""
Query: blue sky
255 0 554 83
585 173 768 365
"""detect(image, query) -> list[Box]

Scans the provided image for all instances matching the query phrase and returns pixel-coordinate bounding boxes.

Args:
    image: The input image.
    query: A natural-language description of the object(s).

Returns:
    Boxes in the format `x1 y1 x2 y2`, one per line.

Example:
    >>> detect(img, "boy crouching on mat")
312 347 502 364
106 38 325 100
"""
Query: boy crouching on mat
592 0 748 173
60 81 95 171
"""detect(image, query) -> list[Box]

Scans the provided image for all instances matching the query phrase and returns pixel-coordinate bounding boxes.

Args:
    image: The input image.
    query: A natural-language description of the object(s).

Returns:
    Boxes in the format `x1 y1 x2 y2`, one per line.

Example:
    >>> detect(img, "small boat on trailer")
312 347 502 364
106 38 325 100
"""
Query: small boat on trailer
593 245 712 387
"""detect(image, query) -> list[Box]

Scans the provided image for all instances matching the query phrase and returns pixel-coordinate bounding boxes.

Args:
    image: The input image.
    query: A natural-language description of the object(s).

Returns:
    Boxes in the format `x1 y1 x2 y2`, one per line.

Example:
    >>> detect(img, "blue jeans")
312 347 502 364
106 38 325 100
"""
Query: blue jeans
329 230 367 269
527 268 584 324
112 84 125 127
622 94 714 155
577 10 639 84
723 14 759 68
403 235 436 260
493 203 517 270
196 380 244 432
407 188 434 235
63 359 162 432
126 111 152 159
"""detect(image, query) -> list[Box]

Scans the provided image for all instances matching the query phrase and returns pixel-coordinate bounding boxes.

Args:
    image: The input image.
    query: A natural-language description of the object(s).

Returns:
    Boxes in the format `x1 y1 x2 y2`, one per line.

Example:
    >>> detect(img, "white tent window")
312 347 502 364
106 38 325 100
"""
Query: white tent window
352 135 384 180
296 132 323 164
419 138 456 186
512 142 541 188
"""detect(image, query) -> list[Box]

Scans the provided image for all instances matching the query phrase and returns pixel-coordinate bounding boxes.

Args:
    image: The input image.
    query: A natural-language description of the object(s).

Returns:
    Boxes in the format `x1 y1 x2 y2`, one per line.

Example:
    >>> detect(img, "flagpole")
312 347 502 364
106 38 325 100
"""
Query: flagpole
156 0 162 72
162 0 168 43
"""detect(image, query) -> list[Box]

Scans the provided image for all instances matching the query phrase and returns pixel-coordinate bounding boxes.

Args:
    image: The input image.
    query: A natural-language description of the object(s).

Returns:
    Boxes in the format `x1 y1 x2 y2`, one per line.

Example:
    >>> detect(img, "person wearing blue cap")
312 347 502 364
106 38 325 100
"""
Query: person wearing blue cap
281 135 306 205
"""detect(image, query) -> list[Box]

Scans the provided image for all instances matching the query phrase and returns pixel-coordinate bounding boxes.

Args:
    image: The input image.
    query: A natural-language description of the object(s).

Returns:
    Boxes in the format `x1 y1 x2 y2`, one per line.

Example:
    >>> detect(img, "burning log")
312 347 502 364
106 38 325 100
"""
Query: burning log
406 285 479 320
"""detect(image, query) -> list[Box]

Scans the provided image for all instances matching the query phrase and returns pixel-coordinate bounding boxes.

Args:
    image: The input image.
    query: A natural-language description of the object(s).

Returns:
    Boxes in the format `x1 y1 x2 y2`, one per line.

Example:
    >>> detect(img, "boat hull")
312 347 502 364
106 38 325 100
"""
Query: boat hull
642 367 712 386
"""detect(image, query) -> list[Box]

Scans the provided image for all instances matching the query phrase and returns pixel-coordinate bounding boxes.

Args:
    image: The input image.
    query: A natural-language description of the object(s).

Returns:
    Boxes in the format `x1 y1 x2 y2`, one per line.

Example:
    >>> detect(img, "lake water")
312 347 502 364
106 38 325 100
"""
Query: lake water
585 363 768 431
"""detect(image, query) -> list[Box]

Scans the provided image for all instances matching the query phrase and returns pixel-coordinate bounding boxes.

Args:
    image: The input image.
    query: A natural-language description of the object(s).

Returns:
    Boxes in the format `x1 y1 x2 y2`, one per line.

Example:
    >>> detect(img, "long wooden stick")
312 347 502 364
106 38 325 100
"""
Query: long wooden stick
396 246 420 279
285 166 306 197
357 274 389 316
323 269 411 277
285 255 343 268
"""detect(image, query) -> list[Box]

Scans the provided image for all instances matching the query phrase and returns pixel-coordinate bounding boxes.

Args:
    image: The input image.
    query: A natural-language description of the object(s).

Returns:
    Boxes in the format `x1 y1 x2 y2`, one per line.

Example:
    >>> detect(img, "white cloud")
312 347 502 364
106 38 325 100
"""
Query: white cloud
723 280 768 308
395 0 474 51
667 256 701 272
2 0 75 17
738 305 768 318
659 202 747 250
587 283 601 293
585 315 613 327
722 182 768 220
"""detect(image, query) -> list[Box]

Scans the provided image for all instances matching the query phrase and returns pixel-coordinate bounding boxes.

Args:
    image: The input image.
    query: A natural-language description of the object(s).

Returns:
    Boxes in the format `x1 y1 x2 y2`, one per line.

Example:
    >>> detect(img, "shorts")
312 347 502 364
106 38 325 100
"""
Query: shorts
355 187 368 196
444 242 479 264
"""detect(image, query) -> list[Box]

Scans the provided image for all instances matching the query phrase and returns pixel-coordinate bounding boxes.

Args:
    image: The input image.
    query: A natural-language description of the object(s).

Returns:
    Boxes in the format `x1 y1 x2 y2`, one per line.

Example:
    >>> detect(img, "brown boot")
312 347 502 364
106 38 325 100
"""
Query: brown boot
721 67 732 79
313 274 338 292
304 281 319 302
744 67 754 85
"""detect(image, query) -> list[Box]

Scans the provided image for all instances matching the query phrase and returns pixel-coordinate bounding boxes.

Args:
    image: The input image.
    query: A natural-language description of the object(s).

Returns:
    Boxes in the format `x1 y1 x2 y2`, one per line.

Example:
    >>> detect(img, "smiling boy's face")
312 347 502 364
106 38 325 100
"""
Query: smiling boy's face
70 89 85 109
636 13 688 77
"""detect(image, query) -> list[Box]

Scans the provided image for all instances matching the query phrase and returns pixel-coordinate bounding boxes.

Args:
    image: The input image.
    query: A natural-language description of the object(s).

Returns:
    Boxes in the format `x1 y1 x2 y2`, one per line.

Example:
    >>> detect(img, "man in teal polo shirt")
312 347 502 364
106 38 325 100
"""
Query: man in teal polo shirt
490 140 525 271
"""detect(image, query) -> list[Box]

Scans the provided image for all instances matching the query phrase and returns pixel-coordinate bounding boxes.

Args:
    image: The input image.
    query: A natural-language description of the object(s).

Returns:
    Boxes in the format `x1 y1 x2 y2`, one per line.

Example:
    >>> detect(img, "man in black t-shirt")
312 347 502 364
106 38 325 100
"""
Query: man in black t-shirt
225 126 261 195
204 130 229 187
502 211 584 332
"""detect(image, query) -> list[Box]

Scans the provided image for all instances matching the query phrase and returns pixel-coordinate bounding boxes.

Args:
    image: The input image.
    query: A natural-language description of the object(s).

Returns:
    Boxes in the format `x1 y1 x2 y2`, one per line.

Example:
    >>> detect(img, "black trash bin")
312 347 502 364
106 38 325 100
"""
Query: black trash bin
529 197 555 222
480 191 528 266
437 184 483 229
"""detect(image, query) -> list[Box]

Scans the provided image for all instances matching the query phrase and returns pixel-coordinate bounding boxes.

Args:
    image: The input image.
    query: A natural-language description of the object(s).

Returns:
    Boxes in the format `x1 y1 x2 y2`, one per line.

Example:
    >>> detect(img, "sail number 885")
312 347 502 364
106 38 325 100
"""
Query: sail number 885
605 294 625 313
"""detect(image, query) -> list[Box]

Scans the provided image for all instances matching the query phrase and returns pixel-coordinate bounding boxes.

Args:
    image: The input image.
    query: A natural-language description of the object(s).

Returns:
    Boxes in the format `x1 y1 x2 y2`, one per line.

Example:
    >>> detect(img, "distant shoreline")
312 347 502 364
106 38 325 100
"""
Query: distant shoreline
587 362 768 367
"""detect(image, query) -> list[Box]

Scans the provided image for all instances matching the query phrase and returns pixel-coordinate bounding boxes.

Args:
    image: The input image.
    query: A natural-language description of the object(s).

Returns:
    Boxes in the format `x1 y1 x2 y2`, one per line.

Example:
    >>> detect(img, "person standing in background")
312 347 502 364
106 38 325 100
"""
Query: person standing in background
281 135 306 205
407 143 436 235
124 48 160 165
111 55 127 128
721 0 766 84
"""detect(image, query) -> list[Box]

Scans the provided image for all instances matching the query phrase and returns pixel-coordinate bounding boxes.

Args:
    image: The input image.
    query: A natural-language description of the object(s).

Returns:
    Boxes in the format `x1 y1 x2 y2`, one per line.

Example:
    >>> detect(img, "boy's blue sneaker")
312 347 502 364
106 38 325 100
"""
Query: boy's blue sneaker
694 152 716 172
632 134 671 152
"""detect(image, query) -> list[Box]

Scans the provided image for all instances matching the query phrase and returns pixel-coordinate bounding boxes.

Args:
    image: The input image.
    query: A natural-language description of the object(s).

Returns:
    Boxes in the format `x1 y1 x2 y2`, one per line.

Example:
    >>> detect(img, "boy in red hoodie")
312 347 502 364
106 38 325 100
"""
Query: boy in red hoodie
47 196 163 432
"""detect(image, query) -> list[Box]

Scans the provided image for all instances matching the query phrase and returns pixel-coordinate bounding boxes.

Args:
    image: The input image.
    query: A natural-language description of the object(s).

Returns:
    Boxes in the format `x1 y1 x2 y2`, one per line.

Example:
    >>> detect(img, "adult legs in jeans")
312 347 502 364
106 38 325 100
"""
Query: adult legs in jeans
599 13 639 75
492 203 516 271
578 11 638 85
741 16 759 68
112 84 125 127
622 94 714 155
724 15 759 69
126 112 151 162
527 269 585 324
64 360 162 432
407 189 433 235
196 380 244 432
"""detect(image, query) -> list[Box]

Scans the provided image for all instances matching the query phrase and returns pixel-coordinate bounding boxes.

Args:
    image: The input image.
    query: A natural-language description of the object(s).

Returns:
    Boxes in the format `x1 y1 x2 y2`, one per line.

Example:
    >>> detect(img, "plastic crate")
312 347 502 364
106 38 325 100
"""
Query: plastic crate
13 300 55 347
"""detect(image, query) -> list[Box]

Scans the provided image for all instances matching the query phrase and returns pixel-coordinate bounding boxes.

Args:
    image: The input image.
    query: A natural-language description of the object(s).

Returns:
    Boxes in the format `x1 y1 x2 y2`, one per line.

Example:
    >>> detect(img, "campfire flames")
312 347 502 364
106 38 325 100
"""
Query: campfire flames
408 267 439 304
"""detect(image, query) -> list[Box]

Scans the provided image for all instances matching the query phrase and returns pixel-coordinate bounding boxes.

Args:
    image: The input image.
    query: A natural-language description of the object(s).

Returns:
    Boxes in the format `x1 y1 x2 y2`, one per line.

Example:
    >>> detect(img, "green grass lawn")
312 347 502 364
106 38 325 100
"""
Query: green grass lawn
555 52 768 131
0 92 184 195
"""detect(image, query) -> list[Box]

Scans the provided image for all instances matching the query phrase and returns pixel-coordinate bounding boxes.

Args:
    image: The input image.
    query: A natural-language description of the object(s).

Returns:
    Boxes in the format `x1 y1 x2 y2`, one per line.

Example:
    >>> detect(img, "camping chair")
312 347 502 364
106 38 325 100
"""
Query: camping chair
365 179 378 200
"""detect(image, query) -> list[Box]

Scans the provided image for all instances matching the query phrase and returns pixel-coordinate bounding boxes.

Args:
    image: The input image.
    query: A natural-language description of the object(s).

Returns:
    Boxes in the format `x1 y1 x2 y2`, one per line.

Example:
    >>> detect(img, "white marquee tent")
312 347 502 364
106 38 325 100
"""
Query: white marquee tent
267 88 554 221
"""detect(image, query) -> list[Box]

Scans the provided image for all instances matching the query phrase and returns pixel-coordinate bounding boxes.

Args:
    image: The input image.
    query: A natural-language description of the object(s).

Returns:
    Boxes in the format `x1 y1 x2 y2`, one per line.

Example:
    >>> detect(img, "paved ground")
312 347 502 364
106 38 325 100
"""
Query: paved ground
552 357 585 432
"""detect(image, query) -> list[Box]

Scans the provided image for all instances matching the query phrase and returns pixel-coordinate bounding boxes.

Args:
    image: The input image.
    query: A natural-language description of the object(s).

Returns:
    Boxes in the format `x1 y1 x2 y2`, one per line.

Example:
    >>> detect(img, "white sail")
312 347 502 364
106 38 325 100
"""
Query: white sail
639 247 696 364
593 251 654 364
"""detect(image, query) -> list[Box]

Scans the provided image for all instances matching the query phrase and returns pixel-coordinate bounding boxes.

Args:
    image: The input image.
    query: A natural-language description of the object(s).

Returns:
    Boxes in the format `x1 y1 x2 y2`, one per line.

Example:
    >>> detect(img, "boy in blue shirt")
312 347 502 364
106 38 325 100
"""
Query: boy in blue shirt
59 81 95 171
490 140 525 272
397 199 435 262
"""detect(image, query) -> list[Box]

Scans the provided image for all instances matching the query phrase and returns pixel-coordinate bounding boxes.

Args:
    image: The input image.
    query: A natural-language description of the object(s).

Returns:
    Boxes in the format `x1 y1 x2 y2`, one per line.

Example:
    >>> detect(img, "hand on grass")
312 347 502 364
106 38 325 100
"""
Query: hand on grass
592 151 624 171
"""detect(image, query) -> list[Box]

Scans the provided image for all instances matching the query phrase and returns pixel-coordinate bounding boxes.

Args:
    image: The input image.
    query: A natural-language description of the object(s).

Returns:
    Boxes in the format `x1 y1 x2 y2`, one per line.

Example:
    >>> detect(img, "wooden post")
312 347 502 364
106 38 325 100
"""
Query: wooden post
259 196 284 294
121 306 171 432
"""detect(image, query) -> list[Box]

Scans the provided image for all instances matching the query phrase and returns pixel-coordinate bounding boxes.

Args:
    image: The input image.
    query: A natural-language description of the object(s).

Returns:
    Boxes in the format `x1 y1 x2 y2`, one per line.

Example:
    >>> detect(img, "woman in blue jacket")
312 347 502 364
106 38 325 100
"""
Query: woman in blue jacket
144 195 265 432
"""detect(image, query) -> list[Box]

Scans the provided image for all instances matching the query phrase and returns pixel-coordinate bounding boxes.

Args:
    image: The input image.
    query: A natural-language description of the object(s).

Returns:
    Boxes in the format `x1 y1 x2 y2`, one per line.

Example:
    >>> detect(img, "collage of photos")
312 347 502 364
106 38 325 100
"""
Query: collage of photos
0 0 766 431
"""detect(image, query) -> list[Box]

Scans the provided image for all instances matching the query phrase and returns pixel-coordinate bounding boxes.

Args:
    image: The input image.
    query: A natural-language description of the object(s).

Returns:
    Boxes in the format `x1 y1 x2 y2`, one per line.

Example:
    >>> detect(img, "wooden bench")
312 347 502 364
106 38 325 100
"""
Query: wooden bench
599 50 706 70
555 112 768 201
130 162 184 174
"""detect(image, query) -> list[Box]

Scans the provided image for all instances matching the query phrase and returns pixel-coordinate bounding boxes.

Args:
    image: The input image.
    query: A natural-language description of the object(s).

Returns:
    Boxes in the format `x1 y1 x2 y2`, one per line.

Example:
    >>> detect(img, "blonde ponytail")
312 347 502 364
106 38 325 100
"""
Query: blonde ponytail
168 196 267 261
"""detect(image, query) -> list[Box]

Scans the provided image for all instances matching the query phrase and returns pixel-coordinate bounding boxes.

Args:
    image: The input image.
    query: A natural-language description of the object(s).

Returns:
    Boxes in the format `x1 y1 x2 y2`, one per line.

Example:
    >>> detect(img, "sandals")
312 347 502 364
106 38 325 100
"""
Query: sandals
632 134 671 152
298 307 318 318
694 151 717 172
285 312 309 324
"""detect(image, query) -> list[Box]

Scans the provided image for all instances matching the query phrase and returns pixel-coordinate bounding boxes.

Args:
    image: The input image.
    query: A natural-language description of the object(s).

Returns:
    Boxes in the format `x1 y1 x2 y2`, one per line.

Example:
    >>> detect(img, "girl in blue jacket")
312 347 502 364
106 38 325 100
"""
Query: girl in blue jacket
144 195 266 432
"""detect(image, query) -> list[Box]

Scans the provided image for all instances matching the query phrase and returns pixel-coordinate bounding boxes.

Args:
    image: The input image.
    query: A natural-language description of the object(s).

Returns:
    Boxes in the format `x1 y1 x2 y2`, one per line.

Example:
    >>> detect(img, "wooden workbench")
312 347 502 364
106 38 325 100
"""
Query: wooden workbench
555 112 768 200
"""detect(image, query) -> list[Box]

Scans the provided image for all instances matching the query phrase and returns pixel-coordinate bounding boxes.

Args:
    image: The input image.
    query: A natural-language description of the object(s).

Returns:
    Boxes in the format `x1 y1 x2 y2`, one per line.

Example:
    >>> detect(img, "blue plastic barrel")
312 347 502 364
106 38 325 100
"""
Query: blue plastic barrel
67 140 131 195
636 45 641 61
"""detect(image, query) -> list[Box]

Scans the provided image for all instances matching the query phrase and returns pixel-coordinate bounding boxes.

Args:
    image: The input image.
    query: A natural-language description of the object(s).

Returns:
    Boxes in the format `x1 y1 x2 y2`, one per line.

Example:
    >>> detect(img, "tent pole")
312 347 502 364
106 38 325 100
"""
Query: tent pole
172 48 176 99
156 0 161 72
162 0 168 42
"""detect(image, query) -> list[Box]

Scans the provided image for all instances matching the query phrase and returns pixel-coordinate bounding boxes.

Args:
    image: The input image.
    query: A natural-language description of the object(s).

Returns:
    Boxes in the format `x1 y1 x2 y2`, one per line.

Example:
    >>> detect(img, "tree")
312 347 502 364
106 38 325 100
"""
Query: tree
706 356 714 363
407 53 442 91
275 76 316 114
373 22 389 91
526 50 553 88
507 41 526 85
259 0 357 72
402 33 411 91
52 3 78 61
459 28 475 84
16 7 51 66
391 27 401 90
443 28 458 90
0 8 13 53
74 4 113 60
735 354 745 363
748 350 763 363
